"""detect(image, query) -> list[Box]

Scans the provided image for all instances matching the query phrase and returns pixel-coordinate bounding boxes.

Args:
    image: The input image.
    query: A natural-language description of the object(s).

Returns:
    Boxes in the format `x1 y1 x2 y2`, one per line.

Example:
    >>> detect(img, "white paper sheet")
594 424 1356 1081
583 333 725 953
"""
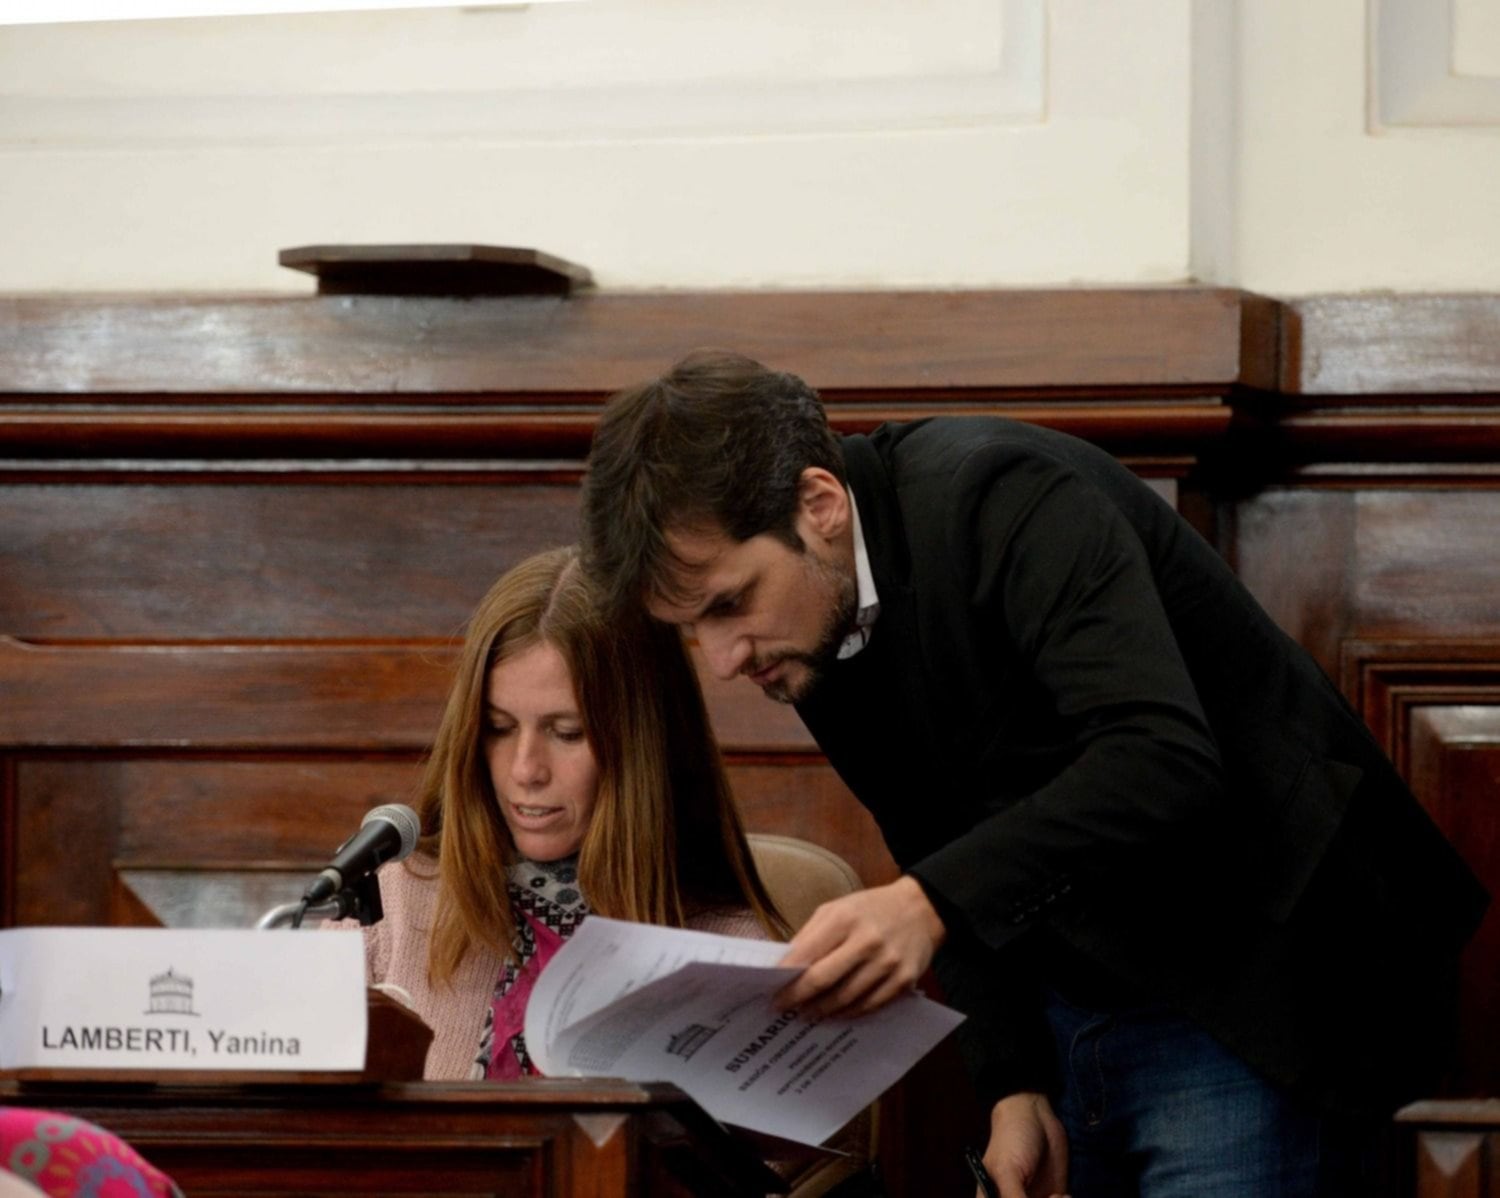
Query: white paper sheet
525 917 964 1146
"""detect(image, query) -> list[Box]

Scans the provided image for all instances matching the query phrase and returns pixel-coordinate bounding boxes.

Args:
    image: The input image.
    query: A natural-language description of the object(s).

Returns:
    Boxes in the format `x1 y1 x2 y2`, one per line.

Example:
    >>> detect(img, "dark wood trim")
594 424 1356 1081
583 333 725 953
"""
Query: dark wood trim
1280 295 1500 395
1339 639 1500 776
0 1078 787 1198
0 463 593 485
7 289 1500 404
10 288 1500 480
0 400 1231 462
1235 291 1285 394
1275 464 1500 488
1272 408 1500 465
0 288 1264 396
1399 1100 1500 1127
278 243 596 297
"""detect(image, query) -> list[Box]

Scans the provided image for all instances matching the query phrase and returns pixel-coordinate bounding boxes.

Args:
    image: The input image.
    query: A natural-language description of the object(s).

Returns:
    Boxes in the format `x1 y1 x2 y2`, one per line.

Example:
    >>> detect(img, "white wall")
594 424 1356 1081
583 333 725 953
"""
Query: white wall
1226 0 1500 292
0 0 1494 293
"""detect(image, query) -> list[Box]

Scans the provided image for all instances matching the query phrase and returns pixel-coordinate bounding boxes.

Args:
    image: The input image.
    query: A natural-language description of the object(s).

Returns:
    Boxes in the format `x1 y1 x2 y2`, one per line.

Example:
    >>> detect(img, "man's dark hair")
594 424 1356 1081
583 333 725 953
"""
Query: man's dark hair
582 350 845 615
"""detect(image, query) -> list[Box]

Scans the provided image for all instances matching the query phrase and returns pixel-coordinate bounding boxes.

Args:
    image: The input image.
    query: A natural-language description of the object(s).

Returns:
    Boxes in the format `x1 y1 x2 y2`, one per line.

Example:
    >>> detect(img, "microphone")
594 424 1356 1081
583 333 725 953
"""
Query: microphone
302 803 421 905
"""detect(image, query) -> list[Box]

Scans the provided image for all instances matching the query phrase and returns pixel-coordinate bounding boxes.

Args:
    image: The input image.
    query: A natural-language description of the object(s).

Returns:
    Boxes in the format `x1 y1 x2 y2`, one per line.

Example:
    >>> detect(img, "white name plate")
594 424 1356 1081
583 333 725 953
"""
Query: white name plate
0 927 367 1073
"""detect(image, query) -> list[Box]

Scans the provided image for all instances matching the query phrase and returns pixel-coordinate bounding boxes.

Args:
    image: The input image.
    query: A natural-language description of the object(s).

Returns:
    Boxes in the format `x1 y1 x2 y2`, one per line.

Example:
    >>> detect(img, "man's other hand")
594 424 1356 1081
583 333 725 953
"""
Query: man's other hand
984 1092 1069 1198
773 875 946 1019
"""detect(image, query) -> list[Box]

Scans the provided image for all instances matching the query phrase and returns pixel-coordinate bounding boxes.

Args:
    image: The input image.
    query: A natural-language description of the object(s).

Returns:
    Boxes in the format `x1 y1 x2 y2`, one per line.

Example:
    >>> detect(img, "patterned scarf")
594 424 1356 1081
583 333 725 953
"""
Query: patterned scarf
471 854 590 1079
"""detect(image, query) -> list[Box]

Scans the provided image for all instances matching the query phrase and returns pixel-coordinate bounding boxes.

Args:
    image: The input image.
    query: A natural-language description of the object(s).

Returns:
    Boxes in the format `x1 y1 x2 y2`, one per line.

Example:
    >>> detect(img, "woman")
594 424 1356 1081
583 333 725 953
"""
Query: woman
342 545 786 1079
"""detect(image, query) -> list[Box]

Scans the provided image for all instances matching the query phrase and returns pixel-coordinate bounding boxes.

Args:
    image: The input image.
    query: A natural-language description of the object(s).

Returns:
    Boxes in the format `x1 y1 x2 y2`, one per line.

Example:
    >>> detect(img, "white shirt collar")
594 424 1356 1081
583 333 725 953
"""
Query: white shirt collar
837 488 881 660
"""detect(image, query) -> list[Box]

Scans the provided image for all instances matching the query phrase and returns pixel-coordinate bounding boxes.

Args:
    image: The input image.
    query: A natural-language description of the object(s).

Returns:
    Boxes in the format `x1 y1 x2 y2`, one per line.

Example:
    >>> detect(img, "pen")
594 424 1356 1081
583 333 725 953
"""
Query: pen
964 1145 999 1198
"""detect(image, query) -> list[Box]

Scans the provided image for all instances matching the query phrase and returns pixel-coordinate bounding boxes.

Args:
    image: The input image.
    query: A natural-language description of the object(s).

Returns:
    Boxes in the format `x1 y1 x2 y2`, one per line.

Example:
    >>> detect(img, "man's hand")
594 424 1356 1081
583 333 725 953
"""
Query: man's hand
982 1092 1069 1198
773 875 946 1019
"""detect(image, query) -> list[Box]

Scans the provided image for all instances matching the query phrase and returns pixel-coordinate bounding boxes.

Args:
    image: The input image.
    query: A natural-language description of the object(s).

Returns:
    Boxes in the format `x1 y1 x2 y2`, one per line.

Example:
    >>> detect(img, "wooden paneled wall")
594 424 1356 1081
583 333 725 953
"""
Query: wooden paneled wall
2 287 1498 1192
0 286 1259 931
1224 294 1500 1108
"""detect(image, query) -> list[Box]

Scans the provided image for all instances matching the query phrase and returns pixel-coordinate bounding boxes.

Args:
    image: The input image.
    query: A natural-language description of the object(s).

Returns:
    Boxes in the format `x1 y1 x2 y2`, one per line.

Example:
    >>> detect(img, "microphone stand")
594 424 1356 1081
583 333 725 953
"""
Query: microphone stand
255 871 386 930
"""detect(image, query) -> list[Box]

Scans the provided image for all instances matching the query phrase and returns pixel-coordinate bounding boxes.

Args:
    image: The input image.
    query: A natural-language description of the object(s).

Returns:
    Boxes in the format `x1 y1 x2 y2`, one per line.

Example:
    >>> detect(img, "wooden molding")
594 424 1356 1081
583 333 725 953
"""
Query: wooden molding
0 288 1265 396
1340 638 1500 1100
5 289 1498 402
1274 410 1500 459
1399 1100 1500 1127
0 1079 785 1198
1340 638 1500 775
1280 294 1500 395
8 288 1500 478
0 287 1275 475
0 400 1231 466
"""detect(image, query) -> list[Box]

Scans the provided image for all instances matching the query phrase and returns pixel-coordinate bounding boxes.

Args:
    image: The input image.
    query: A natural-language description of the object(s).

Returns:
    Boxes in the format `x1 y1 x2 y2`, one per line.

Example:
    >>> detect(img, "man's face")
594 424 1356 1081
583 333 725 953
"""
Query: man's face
646 517 857 705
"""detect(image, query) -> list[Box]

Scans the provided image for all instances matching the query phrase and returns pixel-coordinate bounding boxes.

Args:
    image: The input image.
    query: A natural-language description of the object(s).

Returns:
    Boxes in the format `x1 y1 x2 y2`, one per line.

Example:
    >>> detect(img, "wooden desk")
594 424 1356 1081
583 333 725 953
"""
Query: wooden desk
0 1077 786 1197
1398 1099 1500 1198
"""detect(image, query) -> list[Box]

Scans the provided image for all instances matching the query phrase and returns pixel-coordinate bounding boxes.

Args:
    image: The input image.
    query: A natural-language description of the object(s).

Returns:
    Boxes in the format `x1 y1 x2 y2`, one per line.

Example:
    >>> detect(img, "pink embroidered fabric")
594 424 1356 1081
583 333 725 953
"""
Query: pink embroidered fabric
478 856 589 1079
474 857 769 1080
484 910 570 1079
0 1107 182 1197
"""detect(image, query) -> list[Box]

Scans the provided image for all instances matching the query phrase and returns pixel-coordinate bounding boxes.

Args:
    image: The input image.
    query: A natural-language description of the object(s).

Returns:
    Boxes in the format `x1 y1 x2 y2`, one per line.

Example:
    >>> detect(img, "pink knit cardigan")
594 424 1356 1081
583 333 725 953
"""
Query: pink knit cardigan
330 858 770 1079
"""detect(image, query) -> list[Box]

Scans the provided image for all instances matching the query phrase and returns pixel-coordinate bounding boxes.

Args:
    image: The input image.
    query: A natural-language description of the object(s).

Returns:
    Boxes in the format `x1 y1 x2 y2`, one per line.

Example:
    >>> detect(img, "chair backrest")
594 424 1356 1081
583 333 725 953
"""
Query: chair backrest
746 833 863 933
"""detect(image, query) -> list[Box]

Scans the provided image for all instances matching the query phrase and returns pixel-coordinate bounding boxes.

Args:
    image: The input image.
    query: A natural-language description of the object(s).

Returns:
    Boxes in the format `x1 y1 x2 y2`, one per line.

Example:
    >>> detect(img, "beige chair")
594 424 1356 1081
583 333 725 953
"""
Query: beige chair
745 834 884 1198
747 833 864 933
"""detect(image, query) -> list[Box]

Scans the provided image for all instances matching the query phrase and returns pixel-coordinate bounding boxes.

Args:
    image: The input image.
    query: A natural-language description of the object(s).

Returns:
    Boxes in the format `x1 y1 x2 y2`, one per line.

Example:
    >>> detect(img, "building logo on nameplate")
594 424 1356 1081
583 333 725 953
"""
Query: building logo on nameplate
145 967 199 1017
8 930 361 1070
665 1022 722 1062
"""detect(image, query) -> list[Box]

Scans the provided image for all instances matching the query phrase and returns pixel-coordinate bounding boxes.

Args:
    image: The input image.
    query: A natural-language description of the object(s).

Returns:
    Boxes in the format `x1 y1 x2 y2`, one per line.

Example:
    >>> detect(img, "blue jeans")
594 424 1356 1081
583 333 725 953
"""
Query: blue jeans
1042 991 1380 1198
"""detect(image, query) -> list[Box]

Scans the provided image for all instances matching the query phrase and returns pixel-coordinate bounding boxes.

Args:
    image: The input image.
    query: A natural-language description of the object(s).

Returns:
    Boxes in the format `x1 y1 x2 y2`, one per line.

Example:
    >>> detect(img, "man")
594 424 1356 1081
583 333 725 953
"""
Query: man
580 351 1487 1197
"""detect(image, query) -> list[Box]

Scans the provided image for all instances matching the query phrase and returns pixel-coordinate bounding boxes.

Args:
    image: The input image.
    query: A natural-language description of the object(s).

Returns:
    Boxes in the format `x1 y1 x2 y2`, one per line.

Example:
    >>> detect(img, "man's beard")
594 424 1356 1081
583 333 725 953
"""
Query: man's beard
753 556 859 705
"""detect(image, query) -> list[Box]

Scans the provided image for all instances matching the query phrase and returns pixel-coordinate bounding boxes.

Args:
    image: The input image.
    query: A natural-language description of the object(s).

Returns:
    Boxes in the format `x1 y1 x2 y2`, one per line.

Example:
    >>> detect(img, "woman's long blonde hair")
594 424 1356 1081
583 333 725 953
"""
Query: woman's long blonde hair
416 546 786 984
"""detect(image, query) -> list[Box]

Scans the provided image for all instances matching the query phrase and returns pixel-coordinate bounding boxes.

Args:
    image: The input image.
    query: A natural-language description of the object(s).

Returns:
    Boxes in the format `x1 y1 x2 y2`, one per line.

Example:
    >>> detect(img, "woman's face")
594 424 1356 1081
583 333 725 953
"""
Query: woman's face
483 640 602 862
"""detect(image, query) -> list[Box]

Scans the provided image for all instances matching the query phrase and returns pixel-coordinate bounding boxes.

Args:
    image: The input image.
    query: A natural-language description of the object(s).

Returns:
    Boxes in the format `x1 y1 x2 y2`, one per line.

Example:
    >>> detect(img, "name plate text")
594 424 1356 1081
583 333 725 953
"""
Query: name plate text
0 927 366 1072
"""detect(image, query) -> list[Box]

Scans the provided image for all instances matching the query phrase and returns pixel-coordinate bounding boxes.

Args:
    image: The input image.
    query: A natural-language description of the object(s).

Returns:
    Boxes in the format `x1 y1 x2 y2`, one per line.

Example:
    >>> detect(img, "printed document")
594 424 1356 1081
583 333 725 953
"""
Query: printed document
524 917 963 1146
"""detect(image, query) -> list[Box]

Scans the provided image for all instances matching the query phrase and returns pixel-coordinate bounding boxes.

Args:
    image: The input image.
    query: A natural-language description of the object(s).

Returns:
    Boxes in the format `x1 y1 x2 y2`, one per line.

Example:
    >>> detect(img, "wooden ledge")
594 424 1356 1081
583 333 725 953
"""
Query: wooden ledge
0 288 1268 396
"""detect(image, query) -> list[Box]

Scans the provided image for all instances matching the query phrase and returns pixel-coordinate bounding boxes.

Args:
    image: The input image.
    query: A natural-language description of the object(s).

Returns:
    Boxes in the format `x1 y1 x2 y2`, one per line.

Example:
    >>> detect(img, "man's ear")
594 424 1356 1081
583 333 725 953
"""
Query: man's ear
797 467 850 542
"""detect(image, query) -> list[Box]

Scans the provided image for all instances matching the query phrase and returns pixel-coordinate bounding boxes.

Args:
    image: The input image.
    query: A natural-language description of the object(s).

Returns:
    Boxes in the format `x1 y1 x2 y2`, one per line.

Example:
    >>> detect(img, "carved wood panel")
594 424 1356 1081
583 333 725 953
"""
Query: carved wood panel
1342 640 1500 1096
0 637 895 930
0 482 583 640
1 1079 752 1198
1229 490 1500 682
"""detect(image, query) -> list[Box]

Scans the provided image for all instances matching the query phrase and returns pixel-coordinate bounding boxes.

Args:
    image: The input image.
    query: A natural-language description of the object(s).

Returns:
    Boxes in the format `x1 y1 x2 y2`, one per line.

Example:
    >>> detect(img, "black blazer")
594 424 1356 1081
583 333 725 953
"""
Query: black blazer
796 418 1487 1117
